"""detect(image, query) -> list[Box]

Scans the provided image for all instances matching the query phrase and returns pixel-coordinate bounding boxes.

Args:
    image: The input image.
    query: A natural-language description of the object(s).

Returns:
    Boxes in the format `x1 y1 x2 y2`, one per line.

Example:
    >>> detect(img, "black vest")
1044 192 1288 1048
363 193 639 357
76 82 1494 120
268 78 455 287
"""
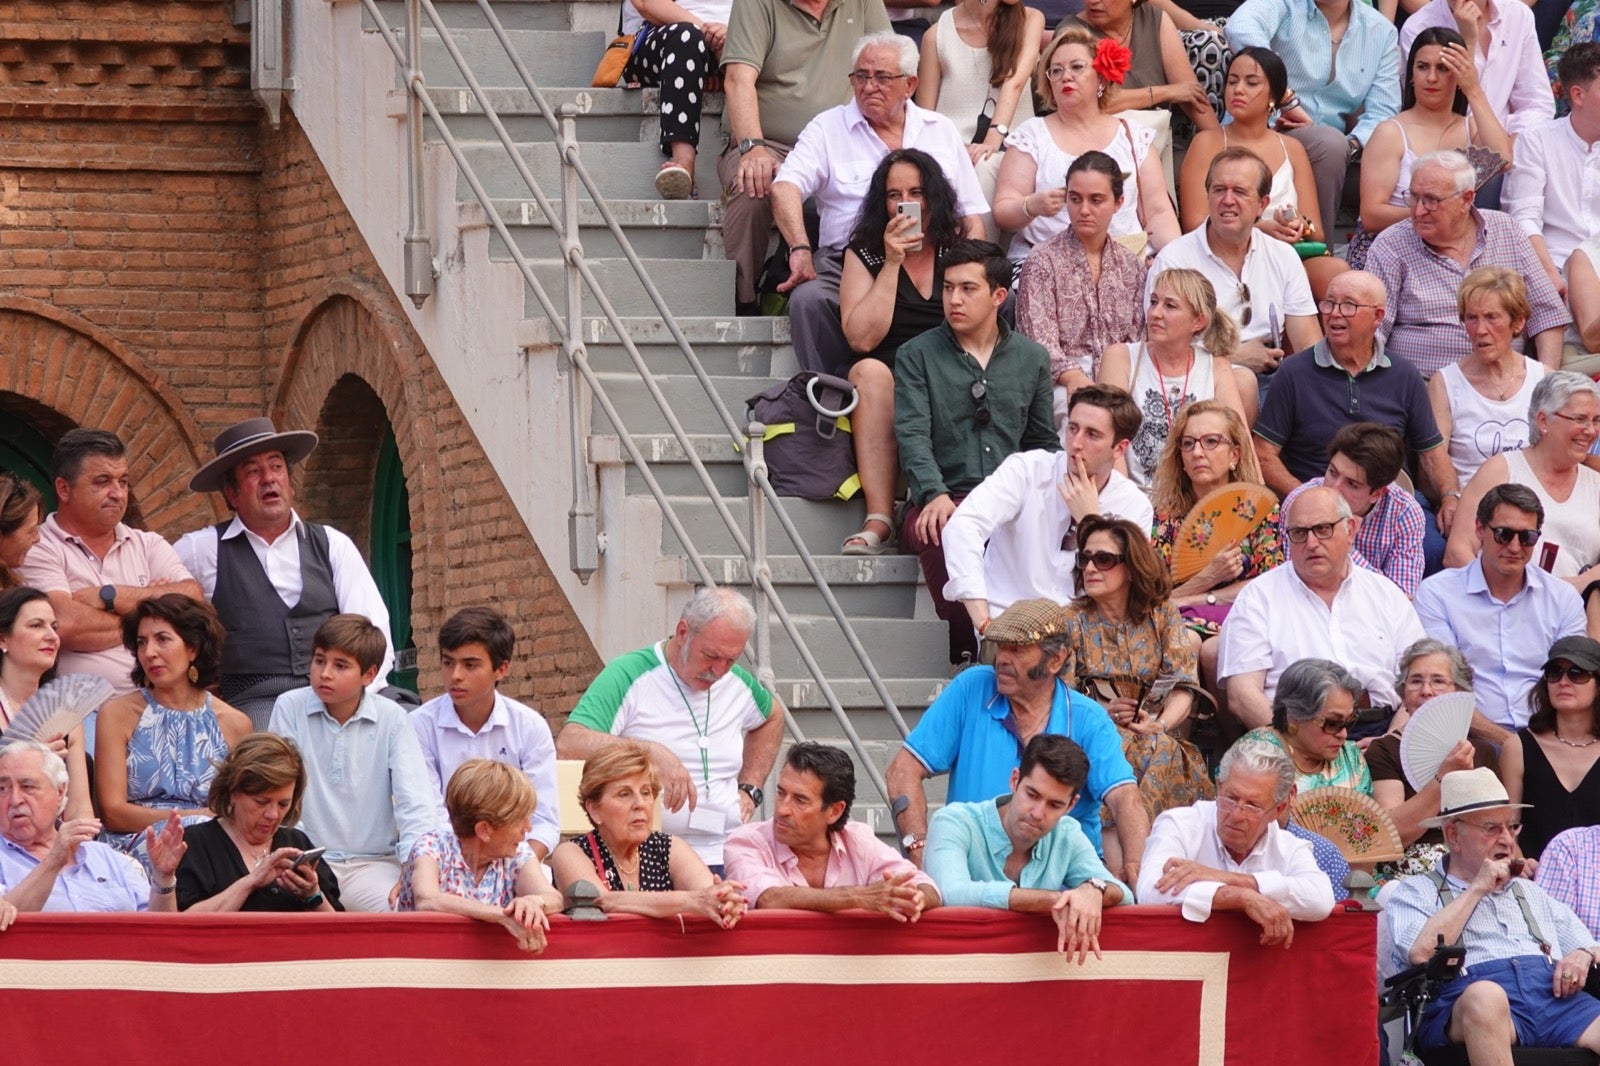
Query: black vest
213 521 340 697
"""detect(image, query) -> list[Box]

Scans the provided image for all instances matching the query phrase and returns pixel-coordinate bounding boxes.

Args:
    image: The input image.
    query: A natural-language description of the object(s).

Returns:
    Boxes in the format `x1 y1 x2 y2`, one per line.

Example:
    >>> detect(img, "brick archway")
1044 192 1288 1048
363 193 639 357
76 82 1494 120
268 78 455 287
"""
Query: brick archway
0 297 218 536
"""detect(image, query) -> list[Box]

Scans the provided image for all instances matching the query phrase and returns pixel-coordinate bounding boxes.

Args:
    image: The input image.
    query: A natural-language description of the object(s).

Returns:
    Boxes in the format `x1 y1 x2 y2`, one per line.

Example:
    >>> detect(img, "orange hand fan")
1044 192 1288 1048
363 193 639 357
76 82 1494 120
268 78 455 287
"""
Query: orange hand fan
1290 786 1405 865
1170 483 1278 583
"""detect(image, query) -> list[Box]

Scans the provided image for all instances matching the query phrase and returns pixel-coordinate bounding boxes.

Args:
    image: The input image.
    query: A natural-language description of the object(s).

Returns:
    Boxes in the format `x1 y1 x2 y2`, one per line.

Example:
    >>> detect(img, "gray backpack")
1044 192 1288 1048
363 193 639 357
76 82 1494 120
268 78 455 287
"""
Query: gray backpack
745 372 861 501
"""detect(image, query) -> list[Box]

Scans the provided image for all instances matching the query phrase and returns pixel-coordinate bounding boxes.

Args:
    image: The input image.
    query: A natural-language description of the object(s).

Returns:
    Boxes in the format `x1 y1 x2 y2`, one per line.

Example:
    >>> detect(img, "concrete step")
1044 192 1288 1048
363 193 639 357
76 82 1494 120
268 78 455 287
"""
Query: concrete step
420 85 725 145
420 30 608 94
458 140 719 203
592 371 784 435
522 256 734 317
765 616 951 682
524 315 787 377
657 553 922 618
657 495 871 557
368 0 618 35
590 432 749 497
465 198 718 262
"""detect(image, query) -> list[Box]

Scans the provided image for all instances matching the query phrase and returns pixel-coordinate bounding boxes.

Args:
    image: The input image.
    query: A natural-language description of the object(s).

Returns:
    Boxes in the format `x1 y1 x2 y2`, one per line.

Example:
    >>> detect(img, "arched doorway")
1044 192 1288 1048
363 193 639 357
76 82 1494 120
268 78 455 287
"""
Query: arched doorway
0 393 62 506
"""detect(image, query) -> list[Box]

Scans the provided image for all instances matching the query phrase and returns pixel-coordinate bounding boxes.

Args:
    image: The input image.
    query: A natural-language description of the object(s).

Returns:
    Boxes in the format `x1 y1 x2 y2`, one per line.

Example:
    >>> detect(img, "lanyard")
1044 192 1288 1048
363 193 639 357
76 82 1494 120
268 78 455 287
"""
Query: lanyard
669 668 713 786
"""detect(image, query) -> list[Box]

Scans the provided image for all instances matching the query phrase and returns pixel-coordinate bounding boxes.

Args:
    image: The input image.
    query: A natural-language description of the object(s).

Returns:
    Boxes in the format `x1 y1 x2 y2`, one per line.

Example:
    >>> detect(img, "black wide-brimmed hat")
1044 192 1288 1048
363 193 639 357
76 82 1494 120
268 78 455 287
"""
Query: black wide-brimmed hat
189 417 319 493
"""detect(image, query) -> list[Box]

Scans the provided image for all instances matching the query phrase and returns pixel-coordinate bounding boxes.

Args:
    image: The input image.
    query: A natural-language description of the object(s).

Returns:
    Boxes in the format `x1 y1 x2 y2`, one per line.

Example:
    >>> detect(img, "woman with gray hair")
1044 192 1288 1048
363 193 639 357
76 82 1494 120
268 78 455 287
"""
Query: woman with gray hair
1446 370 1600 585
1365 640 1500 883
1241 658 1373 796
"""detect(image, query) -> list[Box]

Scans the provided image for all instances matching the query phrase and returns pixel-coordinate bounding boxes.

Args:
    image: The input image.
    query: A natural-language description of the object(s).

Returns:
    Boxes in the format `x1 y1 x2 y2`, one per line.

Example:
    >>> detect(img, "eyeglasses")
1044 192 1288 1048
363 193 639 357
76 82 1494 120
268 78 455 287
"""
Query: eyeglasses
1550 411 1600 431
1235 281 1253 328
1312 713 1359 736
1216 795 1271 819
1317 298 1382 317
1403 188 1464 212
1456 818 1523 838
1075 550 1126 572
971 380 992 428
1487 525 1541 549
848 70 908 86
1045 61 1092 81
1544 664 1598 685
1179 434 1230 453
1284 518 1347 544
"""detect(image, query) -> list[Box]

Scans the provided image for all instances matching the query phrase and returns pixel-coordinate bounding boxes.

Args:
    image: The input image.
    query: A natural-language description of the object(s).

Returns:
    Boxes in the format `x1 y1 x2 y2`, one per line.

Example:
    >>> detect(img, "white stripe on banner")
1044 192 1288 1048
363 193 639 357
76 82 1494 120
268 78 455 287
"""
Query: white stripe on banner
0 950 1228 1063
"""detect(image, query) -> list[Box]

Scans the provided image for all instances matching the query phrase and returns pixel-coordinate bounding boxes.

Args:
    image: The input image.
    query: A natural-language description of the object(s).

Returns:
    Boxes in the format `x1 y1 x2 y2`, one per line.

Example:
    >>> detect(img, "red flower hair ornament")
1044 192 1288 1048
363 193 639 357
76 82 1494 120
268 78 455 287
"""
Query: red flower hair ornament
1092 38 1132 85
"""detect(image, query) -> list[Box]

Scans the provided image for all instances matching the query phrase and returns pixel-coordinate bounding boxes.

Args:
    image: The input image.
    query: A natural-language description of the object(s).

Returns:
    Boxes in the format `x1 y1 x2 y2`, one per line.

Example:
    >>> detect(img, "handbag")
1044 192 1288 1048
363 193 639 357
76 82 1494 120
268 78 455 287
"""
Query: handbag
972 97 996 144
592 32 640 87
745 372 862 500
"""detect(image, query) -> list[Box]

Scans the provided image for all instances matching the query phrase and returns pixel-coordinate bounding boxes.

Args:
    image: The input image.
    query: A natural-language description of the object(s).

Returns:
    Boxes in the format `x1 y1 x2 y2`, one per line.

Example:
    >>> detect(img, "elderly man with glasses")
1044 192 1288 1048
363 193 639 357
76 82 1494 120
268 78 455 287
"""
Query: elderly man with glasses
1383 767 1600 1062
1365 148 1570 376
1218 485 1424 732
1137 736 1336 946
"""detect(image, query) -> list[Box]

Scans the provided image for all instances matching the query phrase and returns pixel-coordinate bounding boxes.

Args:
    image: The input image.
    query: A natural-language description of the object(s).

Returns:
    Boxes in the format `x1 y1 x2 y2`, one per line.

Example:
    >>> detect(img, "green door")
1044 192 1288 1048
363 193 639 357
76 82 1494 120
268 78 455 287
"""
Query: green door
371 427 416 693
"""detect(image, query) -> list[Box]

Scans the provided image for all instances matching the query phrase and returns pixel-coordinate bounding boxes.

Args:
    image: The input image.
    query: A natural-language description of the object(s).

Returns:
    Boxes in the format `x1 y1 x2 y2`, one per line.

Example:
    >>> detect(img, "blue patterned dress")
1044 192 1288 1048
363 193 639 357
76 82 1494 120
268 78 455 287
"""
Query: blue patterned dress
100 690 230 869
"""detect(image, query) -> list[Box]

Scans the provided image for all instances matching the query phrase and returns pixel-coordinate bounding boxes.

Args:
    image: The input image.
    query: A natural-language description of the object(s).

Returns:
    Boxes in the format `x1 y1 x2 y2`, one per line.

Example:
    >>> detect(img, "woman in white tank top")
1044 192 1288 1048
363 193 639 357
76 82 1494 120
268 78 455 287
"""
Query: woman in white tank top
915 0 1043 164
1097 267 1249 485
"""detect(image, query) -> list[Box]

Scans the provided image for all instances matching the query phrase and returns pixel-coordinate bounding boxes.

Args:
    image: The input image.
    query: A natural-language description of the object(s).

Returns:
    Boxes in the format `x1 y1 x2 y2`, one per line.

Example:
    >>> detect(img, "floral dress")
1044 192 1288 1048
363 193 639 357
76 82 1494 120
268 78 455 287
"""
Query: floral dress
1151 501 1285 634
397 829 534 910
1062 600 1215 825
1242 726 1373 796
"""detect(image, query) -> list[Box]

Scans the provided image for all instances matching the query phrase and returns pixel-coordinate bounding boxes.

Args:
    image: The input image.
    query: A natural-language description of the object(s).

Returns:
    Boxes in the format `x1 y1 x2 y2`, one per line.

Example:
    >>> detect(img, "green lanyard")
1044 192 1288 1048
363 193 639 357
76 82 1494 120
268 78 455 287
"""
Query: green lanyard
669 668 713 786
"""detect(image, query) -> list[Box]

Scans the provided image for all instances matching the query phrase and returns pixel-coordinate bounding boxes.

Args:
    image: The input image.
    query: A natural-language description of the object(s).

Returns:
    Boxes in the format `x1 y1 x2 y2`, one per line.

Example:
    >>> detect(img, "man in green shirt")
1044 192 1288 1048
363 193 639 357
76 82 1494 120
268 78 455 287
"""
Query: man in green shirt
892 239 1057 664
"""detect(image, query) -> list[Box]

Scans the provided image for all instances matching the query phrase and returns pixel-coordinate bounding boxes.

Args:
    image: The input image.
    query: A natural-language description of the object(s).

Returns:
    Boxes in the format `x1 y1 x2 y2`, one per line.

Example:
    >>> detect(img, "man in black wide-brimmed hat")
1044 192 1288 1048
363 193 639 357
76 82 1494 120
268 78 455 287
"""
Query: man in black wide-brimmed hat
173 417 395 728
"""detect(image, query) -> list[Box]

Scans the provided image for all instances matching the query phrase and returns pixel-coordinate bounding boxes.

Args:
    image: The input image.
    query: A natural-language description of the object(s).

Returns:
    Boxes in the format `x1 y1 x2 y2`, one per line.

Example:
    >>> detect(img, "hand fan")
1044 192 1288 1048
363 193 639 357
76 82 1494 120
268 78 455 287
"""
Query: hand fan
1399 691 1476 794
5 674 114 743
1170 482 1278 583
1290 786 1405 864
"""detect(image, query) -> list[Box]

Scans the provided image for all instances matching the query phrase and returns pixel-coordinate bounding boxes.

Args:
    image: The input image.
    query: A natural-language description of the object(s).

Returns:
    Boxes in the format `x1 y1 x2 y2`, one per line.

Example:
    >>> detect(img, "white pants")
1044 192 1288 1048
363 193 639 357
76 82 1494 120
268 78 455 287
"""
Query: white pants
328 857 401 913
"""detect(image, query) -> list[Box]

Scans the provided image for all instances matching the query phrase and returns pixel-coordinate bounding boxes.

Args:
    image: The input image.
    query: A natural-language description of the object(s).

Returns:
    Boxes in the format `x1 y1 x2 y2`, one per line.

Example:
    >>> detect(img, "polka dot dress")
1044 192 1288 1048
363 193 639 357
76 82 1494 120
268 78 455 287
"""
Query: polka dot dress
623 22 712 157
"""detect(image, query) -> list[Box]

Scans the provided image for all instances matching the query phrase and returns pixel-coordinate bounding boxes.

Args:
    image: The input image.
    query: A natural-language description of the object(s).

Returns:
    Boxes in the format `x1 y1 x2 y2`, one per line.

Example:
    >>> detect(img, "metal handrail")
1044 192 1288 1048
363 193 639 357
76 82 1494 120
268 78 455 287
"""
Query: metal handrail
357 0 916 800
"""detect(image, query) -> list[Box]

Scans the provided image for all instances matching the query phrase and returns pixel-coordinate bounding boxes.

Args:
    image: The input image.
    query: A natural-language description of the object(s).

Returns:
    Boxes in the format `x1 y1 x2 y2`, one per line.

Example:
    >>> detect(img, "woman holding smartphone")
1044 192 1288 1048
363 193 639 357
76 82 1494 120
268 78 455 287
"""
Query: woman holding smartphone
177 733 342 912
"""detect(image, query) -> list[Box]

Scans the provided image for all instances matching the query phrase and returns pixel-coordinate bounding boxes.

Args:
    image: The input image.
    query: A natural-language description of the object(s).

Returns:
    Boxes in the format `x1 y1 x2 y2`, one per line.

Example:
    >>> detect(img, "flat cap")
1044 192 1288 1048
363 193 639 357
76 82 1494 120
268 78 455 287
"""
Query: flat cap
983 598 1069 645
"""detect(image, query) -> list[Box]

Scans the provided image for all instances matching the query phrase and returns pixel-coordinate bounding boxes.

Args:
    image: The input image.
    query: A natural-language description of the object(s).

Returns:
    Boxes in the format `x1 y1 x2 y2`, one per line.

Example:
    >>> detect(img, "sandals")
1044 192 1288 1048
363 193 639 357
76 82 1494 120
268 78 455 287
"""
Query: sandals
654 163 693 201
842 512 895 556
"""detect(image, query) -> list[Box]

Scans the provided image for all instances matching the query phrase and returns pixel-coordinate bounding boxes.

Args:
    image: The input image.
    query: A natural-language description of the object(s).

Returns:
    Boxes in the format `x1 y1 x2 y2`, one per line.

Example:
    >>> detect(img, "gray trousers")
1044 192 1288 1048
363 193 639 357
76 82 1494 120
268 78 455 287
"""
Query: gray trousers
717 138 793 306
787 246 848 374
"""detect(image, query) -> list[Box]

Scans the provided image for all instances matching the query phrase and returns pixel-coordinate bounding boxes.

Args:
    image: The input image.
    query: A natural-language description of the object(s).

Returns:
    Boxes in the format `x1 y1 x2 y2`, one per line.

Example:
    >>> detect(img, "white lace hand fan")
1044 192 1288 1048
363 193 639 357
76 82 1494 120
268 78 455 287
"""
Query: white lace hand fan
5 674 114 743
1399 692 1476 794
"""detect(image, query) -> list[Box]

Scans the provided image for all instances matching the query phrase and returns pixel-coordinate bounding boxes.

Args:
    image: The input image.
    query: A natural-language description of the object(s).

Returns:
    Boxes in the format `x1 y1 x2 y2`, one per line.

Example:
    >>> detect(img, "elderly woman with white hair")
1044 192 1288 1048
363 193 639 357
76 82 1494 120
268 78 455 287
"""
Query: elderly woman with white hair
1242 658 1373 796
1446 371 1600 590
0 739 184 911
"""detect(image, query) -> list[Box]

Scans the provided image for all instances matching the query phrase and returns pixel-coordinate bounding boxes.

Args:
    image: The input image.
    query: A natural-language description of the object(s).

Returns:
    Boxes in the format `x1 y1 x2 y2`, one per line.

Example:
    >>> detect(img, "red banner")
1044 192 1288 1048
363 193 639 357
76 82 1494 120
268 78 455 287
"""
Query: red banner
0 906 1376 1065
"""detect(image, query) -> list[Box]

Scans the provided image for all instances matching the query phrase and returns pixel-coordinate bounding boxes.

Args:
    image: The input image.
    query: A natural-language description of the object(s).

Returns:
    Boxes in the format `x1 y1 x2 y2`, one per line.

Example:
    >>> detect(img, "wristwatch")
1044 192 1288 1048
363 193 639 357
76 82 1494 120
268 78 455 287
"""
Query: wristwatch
1346 135 1364 164
738 137 769 156
99 584 117 612
990 122 1009 139
738 783 764 807
1205 593 1218 606
1086 877 1111 895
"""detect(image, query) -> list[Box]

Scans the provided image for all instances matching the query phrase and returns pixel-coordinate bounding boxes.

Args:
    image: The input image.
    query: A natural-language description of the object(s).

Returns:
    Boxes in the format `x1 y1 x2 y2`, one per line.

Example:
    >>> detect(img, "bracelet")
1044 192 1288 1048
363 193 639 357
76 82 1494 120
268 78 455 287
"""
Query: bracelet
1585 948 1598 970
301 890 324 909
788 245 813 256
152 880 177 895
1147 86 1155 107
905 838 926 853
1021 194 1035 220
1280 94 1301 113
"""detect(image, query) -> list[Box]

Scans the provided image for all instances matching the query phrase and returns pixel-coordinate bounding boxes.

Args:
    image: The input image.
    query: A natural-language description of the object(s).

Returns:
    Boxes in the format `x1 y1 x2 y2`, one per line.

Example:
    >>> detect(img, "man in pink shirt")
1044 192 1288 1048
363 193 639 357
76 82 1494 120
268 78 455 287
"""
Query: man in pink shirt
18 429 201 701
723 742 940 918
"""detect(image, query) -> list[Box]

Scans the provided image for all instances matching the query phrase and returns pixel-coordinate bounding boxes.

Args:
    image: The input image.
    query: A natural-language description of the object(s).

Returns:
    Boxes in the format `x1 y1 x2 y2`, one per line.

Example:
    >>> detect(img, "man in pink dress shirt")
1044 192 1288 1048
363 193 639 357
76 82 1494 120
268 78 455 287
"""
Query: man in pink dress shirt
723 742 940 918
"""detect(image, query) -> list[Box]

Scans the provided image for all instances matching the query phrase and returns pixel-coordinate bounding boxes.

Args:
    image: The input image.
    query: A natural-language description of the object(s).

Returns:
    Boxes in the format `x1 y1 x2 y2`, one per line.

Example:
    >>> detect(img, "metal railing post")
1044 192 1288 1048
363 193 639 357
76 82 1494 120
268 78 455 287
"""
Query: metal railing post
560 107 599 583
745 425 772 687
402 0 434 307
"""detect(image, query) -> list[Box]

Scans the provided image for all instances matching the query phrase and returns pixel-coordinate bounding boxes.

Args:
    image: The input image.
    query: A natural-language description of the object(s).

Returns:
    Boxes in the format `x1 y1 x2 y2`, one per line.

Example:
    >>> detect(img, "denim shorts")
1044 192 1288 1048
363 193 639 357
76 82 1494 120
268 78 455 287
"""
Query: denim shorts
1419 955 1600 1052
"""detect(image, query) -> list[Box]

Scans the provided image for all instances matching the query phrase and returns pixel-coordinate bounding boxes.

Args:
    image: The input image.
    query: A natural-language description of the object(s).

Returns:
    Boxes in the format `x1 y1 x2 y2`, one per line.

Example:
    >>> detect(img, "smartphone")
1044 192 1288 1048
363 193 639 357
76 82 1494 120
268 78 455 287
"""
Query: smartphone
1539 542 1559 573
292 846 327 869
897 201 923 252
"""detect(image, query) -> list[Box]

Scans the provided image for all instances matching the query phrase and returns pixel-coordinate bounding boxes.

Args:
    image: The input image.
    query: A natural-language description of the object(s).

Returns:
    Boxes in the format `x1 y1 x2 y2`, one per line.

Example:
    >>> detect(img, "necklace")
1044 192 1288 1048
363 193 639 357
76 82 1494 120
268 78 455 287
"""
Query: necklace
611 849 642 890
224 821 271 868
1152 345 1195 433
1288 744 1331 776
1554 732 1600 749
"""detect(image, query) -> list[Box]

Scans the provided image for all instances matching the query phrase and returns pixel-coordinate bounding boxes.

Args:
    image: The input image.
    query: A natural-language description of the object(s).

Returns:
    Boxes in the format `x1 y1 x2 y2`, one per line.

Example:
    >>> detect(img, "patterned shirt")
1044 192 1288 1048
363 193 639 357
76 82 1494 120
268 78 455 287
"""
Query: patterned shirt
1536 826 1600 938
1015 225 1146 381
398 829 533 911
1243 726 1374 796
1282 479 1426 597
1151 503 1285 582
1365 208 1571 375
1286 821 1351 902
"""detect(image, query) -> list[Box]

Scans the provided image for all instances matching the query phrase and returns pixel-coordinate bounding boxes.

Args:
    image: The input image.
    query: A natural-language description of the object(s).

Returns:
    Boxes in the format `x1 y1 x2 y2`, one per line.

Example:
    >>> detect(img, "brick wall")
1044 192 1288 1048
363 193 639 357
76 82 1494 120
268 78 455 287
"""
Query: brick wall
0 0 602 714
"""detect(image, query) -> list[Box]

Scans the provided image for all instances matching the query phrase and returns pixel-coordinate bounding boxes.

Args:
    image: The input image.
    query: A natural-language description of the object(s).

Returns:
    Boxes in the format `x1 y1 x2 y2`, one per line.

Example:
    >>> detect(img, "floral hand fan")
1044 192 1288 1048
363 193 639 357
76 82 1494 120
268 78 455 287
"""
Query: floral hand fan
1170 483 1278 583
1290 786 1405 864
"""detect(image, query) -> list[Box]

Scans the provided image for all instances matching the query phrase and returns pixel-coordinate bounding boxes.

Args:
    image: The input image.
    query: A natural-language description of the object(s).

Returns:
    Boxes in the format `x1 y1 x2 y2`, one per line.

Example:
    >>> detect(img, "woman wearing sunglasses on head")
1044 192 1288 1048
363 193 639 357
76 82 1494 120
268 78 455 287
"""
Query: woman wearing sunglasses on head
1500 636 1600 860
1061 514 1215 868
1242 657 1372 797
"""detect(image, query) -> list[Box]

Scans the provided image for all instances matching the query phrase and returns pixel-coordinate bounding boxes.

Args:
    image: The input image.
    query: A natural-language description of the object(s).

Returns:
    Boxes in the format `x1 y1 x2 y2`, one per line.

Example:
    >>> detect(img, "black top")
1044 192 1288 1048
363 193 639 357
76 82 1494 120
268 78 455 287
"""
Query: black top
177 818 344 912
573 831 674 892
846 243 944 371
1516 731 1600 860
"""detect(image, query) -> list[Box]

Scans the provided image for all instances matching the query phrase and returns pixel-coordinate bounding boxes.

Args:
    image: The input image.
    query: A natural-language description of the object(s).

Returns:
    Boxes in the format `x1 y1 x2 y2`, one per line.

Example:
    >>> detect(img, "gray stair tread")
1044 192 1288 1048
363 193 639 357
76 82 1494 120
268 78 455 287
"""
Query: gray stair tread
422 84 725 118
654 553 922 585
464 197 716 230
772 676 952 712
526 314 788 347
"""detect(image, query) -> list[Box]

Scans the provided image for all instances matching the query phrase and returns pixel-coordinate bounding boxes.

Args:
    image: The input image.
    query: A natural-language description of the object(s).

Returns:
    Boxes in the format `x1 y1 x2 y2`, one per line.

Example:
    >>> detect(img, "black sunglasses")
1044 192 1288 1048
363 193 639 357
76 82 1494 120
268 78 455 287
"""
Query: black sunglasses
1488 525 1541 548
1545 664 1597 685
971 380 992 428
1075 550 1125 571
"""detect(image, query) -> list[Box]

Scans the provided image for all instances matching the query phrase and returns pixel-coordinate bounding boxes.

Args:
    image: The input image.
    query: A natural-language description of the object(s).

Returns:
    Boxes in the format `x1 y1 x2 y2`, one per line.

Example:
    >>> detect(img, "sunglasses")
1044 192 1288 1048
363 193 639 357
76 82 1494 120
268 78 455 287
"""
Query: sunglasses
1545 665 1598 685
1075 550 1125 571
971 380 991 428
1487 525 1540 548
1235 282 1253 328
1312 713 1359 736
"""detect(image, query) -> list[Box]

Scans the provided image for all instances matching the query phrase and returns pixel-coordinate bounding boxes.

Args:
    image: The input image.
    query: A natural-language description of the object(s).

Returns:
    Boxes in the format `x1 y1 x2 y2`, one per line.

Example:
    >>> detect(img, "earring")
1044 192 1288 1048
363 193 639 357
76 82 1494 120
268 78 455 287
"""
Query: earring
1097 86 1105 99
188 664 200 684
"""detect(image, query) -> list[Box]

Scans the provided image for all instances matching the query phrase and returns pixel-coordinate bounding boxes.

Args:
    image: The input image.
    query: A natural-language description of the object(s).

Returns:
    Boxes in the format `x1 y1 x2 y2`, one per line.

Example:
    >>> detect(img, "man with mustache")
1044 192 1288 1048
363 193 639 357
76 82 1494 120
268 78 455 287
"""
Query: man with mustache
557 587 786 872
174 417 395 730
885 598 1147 886
925 733 1129 963
723 741 939 918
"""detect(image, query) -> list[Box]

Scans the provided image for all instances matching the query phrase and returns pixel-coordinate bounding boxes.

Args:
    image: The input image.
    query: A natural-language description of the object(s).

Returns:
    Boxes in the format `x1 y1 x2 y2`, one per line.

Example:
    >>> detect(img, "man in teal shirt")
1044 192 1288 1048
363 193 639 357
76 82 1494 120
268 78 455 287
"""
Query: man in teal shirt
925 734 1129 963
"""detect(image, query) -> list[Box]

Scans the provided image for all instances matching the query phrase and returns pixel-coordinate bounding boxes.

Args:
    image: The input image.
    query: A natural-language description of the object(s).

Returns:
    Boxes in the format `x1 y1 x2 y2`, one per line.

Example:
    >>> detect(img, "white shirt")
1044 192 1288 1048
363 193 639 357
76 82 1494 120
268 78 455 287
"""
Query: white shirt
1217 559 1424 708
412 691 561 854
1147 223 1317 348
1136 802 1336 922
1503 116 1600 270
773 98 989 250
941 450 1154 613
174 511 395 688
1399 0 1554 138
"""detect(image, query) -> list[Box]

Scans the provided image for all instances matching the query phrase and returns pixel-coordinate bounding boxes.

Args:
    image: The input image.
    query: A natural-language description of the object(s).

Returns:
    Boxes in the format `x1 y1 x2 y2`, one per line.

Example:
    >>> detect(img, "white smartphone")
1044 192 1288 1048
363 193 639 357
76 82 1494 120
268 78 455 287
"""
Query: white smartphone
292 846 327 869
897 201 923 251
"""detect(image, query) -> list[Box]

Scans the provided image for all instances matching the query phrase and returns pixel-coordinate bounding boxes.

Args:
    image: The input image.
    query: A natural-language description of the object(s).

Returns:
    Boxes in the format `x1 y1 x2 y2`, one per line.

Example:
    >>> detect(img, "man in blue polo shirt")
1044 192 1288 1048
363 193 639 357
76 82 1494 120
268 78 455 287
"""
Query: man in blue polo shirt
884 598 1146 886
